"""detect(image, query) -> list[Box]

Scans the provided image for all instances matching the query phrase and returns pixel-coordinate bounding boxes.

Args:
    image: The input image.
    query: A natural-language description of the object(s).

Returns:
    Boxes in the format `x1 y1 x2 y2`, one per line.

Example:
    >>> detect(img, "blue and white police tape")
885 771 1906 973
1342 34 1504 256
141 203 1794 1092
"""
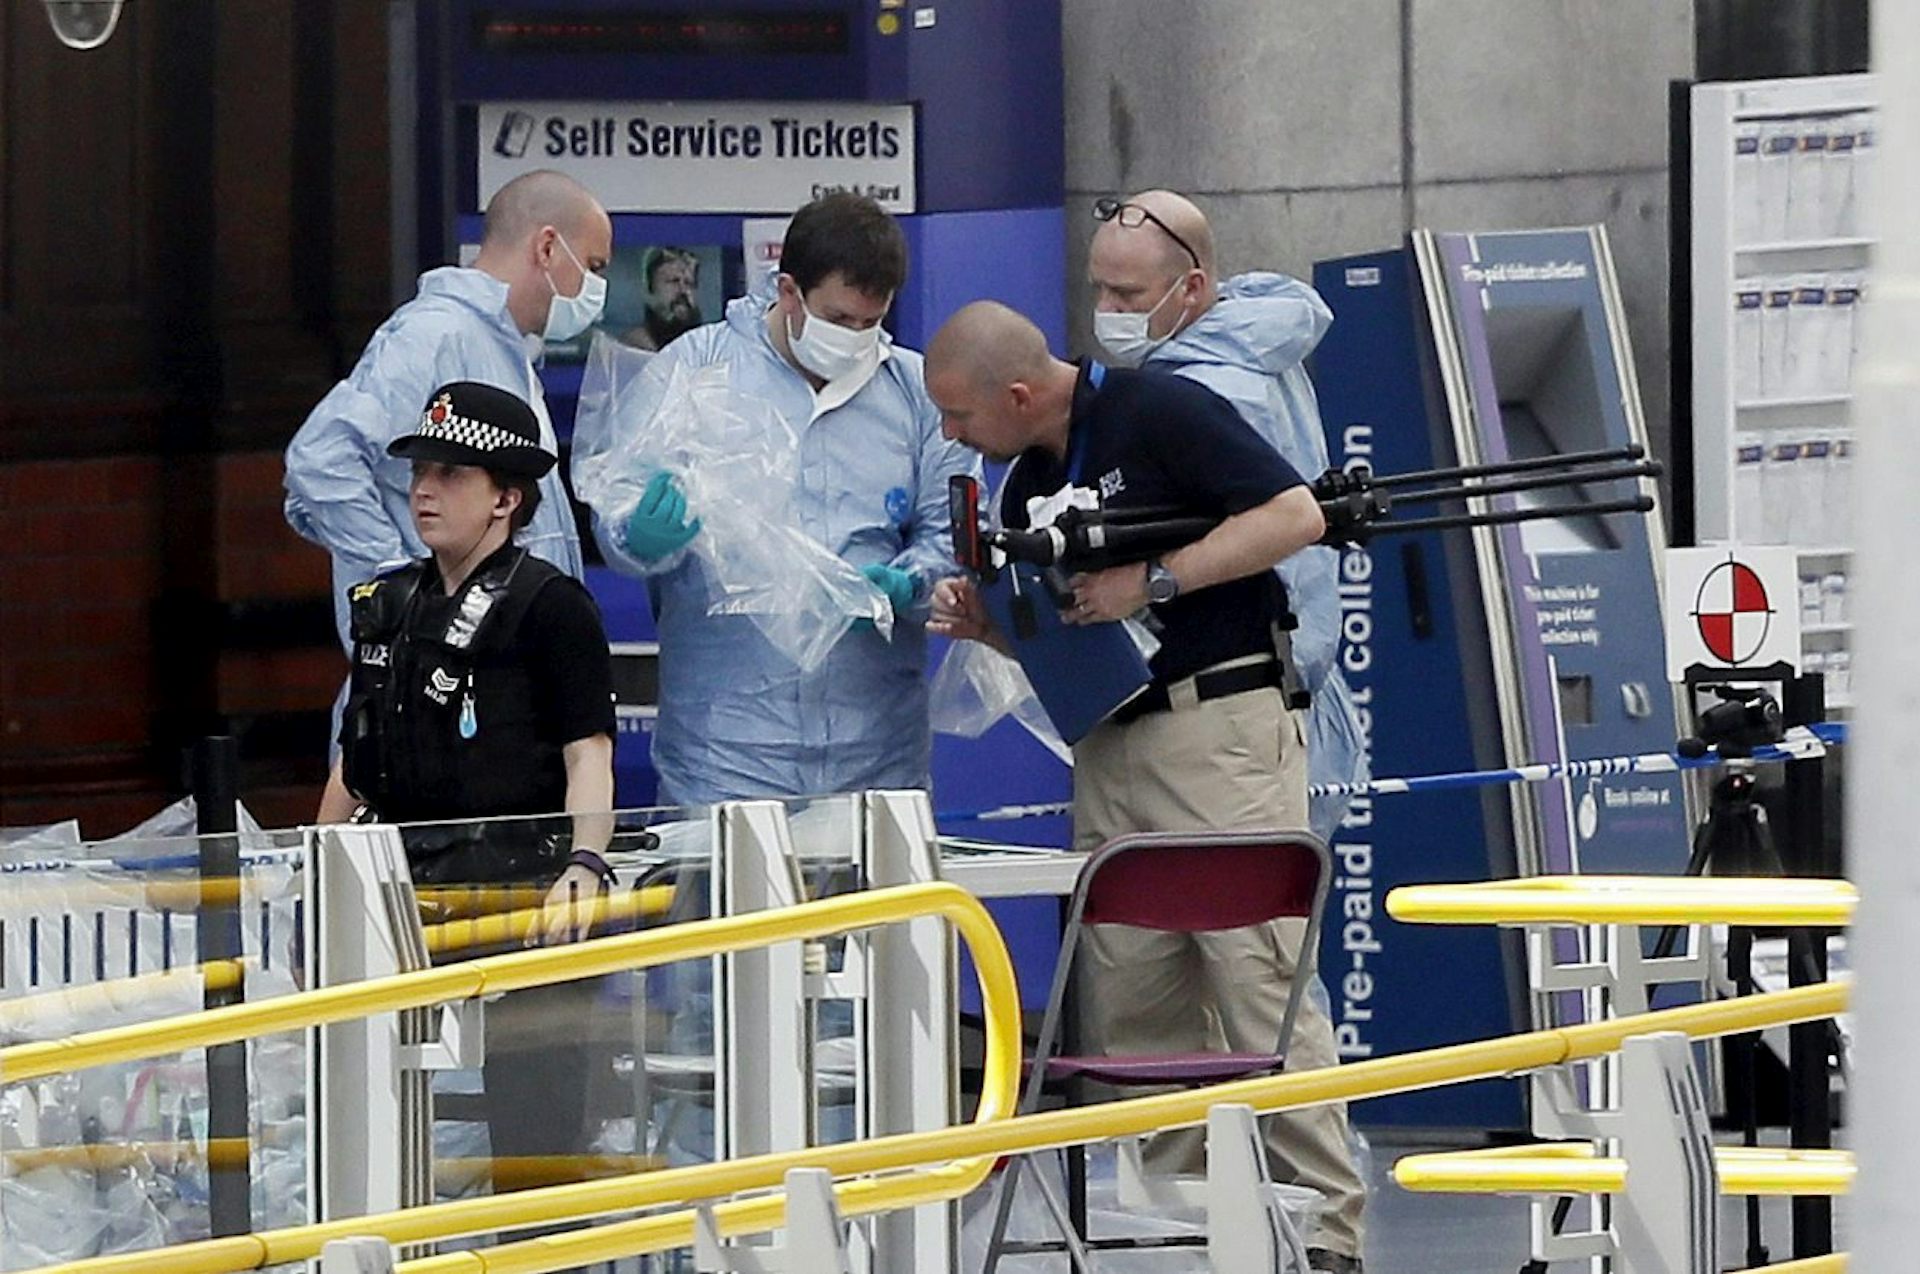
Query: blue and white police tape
936 722 1848 825
0 847 305 875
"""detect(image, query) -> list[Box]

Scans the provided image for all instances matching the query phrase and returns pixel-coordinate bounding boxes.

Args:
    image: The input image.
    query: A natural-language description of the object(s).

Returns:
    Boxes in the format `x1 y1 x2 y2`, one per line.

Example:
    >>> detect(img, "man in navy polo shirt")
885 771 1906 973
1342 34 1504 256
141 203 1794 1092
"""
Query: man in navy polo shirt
926 300 1367 1273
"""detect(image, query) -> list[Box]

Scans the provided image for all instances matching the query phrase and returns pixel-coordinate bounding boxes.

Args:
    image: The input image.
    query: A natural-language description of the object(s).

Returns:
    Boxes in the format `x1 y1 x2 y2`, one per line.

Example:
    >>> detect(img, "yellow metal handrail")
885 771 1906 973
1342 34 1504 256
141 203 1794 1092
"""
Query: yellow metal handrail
2 1141 660 1192
1392 1141 1855 1197
0 885 676 1040
386 981 1852 1274
1386 874 1859 927
0 877 641 913
12 880 1022 1274
30 975 1844 1274
0 879 816 1083
418 884 676 954
1744 1257 1849 1273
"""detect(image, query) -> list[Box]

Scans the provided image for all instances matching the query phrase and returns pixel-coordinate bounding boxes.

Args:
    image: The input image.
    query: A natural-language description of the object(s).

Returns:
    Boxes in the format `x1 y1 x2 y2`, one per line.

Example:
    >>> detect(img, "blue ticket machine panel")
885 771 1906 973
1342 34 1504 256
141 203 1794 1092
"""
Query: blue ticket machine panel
413 0 1069 813
417 0 1066 366
1419 229 1690 878
1312 229 1685 1129
1312 249 1525 1130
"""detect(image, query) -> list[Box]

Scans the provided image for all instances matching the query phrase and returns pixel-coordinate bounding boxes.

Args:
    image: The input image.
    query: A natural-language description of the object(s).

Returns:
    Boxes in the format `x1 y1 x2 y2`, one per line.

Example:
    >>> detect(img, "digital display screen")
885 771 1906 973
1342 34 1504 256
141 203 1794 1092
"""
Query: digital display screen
609 646 660 710
474 10 850 55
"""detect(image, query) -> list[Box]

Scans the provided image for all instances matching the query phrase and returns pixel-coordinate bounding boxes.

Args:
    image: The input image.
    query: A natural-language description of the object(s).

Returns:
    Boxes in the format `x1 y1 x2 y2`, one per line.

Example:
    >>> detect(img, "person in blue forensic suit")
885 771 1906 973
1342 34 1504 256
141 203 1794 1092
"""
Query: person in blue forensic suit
578 192 980 805
1087 188 1367 843
284 170 611 645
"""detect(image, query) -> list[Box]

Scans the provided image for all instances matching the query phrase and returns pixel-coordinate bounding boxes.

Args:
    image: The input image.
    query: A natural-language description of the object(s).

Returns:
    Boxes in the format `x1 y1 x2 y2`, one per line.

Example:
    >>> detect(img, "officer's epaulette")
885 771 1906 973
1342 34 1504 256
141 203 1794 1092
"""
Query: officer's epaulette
348 559 428 602
347 561 429 643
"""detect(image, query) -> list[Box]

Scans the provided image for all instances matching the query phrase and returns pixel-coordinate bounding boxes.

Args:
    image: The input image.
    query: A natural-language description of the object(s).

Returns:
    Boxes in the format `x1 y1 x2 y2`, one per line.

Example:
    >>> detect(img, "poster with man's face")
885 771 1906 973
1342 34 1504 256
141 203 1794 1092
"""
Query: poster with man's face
542 242 727 363
458 239 730 363
614 245 711 352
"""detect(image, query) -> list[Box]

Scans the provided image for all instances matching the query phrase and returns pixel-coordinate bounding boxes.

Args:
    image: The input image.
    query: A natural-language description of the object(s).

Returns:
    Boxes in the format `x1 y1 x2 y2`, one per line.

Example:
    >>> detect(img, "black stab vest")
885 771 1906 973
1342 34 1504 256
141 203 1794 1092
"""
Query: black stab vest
342 547 571 833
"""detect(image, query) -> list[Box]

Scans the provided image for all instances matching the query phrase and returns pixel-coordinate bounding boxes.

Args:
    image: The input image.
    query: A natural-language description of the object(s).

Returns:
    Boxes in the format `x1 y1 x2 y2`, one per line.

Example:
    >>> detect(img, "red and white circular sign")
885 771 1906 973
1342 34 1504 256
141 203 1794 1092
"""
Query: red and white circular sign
1691 557 1774 665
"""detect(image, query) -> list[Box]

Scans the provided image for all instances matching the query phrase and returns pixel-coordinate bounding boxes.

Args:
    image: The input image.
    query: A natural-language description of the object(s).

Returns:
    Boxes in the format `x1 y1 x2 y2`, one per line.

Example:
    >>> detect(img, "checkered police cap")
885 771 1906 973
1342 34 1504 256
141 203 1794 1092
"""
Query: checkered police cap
387 381 556 479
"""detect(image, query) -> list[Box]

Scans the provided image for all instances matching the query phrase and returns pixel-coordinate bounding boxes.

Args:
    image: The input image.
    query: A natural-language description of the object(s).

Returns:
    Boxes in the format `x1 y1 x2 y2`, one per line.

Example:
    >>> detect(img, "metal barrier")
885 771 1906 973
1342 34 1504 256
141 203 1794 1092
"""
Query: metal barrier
1 795 970 1272
5 823 1853 1274
1392 1143 1854 1197
20 976 1843 1274
7 874 1021 1274
0 885 675 1038
376 985 1848 1274
1386 873 1852 1270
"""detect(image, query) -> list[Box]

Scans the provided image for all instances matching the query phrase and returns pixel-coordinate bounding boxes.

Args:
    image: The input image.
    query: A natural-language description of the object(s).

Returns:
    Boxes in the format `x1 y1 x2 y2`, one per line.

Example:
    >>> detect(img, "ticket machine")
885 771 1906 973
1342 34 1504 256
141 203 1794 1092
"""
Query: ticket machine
1312 229 1689 1127
402 0 1068 813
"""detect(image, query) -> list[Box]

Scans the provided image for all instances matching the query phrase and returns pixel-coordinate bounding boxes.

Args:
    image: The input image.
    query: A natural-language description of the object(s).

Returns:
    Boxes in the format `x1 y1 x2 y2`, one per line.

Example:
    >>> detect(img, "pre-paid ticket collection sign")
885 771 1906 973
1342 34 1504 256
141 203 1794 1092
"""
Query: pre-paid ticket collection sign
1664 546 1802 680
478 101 917 215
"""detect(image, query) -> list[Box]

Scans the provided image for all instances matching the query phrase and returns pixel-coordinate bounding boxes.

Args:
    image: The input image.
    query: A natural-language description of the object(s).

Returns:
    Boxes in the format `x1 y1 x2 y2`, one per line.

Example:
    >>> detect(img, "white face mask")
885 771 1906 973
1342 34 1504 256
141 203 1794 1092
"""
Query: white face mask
1092 275 1189 367
542 231 608 342
789 295 884 382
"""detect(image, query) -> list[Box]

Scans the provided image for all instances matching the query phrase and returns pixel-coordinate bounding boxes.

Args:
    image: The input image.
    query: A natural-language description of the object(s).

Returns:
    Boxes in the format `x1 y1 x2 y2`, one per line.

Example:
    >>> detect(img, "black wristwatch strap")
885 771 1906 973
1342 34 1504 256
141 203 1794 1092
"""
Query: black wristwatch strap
567 848 617 890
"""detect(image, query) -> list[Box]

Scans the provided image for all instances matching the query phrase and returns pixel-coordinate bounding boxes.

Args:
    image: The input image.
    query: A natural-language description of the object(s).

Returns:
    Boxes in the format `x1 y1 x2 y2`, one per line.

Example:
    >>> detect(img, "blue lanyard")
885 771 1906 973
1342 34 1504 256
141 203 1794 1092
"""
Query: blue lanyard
1065 361 1105 485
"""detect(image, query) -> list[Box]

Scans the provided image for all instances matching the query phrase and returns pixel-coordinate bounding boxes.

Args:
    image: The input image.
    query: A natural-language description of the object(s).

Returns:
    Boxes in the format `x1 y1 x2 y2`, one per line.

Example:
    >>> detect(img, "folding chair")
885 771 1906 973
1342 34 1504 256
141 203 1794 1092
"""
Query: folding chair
980 828 1333 1272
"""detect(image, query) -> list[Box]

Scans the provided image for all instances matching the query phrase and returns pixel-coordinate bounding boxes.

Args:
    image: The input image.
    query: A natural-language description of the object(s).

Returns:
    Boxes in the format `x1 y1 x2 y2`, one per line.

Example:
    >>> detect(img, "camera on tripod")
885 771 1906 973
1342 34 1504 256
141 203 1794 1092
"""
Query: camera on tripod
1679 684 1787 760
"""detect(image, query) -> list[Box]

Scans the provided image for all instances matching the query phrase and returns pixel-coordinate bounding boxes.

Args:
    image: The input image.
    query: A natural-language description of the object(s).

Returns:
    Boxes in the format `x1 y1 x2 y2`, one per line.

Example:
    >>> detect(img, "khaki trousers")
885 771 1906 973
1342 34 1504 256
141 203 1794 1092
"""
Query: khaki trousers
1072 682 1367 1257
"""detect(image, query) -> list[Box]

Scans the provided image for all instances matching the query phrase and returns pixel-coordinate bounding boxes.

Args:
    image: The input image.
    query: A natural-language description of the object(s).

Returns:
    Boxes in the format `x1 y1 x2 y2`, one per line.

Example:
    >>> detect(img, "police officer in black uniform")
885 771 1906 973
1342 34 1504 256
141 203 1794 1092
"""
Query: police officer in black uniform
316 379 618 1182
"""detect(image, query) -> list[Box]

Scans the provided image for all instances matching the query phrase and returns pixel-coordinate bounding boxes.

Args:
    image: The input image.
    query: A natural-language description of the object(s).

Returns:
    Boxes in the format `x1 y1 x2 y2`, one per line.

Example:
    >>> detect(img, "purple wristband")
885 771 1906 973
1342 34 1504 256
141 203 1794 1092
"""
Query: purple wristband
567 848 616 889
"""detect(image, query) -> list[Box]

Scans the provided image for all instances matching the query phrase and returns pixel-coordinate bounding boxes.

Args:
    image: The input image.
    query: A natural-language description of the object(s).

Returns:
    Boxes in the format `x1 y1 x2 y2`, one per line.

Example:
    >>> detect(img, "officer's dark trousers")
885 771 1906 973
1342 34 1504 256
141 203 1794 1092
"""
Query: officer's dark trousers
407 827 604 1182
480 979 600 1162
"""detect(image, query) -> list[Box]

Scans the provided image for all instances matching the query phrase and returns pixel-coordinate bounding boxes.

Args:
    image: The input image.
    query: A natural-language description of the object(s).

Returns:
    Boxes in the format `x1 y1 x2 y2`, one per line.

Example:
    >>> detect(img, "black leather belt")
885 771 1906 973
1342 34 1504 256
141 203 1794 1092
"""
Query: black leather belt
1110 658 1284 725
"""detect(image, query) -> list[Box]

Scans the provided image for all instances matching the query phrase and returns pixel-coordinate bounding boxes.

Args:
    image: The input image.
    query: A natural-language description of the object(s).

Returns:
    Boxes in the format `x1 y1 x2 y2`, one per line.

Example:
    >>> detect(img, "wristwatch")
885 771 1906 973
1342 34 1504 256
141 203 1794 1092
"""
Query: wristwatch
567 847 618 891
1145 558 1180 605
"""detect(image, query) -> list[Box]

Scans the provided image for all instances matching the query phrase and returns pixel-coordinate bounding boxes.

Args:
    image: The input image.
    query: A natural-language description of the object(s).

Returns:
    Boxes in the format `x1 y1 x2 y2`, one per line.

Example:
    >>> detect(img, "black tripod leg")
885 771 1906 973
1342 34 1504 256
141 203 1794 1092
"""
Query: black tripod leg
1788 926 1835 1258
1738 776 1840 1257
1782 667 1837 1260
1729 924 1769 1269
1652 807 1722 961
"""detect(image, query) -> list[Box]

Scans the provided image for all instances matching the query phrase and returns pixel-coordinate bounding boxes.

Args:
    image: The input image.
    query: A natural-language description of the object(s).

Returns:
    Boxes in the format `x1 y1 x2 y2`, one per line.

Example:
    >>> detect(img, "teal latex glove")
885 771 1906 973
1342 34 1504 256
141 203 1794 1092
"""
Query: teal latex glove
853 563 917 633
623 472 701 563
862 563 918 615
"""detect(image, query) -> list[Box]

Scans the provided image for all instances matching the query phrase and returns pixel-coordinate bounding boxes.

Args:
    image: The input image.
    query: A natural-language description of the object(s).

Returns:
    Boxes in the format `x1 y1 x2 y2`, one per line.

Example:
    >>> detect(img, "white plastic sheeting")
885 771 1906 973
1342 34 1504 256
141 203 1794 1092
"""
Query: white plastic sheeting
572 334 890 670
0 801 307 1266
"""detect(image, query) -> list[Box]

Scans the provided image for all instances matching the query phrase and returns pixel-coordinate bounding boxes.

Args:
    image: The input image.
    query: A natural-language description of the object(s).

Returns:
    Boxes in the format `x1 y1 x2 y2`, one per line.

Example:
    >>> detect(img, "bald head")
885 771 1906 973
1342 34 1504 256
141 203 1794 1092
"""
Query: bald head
1097 189 1214 277
927 301 1052 391
926 302 1077 463
472 171 613 337
482 170 607 248
1088 189 1218 353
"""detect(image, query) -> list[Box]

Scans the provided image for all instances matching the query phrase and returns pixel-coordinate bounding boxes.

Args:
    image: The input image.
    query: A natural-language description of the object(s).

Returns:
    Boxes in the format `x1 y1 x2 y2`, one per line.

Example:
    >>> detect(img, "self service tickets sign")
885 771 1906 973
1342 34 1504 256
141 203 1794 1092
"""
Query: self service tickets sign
478 101 917 215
